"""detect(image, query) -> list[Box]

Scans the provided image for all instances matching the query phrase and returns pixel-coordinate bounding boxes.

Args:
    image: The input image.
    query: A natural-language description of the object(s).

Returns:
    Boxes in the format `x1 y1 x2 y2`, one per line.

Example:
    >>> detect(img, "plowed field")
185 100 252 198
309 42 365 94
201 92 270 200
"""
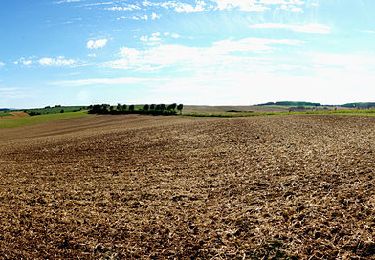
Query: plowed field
0 115 374 259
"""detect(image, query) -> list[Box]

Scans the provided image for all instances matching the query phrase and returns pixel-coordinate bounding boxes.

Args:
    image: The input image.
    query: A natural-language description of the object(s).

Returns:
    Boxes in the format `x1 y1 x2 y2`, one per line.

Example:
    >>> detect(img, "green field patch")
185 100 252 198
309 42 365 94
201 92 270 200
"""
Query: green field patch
0 112 12 117
24 106 85 116
0 111 89 128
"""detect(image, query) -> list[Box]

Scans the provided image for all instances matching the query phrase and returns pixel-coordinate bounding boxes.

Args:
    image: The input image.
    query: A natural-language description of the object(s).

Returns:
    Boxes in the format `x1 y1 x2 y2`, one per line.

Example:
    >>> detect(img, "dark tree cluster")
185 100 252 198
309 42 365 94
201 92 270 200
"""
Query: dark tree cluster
88 103 183 116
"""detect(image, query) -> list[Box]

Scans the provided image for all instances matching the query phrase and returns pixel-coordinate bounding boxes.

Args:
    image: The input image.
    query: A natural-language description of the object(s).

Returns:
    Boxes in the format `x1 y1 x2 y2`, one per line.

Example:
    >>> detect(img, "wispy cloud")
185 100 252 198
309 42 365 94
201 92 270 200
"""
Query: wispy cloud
140 32 180 45
105 5 141 11
140 32 162 45
151 12 161 20
250 23 331 34
13 56 77 67
38 56 77 66
87 38 108 49
141 0 207 13
117 13 160 21
52 77 154 87
210 0 305 12
166 0 207 13
105 37 302 71
0 61 5 67
106 0 306 14
131 14 149 21
211 0 268 12
55 0 82 4
0 86 30 99
14 57 33 66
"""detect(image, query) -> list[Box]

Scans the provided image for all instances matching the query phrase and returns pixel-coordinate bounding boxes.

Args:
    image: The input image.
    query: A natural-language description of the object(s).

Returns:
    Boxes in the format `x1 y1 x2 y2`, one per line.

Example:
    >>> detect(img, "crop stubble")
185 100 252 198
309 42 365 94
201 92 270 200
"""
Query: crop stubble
0 115 374 259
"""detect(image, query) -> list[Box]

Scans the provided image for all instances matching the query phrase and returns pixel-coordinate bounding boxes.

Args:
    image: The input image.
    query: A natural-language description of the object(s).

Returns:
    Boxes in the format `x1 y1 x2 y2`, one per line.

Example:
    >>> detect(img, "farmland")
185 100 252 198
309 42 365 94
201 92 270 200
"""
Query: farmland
0 111 89 129
0 114 374 258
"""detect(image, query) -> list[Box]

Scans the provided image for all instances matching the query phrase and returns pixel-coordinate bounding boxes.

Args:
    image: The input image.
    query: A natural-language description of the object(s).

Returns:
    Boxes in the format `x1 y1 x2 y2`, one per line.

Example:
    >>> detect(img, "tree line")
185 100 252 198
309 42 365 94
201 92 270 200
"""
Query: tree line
88 103 184 116
256 101 321 107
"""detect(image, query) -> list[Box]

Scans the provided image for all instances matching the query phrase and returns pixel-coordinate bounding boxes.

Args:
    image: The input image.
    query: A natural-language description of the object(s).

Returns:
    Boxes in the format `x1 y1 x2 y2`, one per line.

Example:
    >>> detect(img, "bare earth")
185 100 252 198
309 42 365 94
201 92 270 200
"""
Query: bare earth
0 115 374 259
0 111 29 120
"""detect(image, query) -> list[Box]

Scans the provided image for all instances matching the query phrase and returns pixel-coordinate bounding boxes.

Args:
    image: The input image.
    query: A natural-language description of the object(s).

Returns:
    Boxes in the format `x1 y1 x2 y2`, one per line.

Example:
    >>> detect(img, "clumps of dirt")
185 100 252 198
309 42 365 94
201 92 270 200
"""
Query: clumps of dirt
0 115 374 258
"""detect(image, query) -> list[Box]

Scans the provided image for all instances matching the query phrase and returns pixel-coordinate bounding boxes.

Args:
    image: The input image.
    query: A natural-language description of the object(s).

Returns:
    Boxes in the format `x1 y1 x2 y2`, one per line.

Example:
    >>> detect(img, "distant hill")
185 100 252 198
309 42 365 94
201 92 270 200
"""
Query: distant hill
341 102 375 109
256 101 321 107
0 108 10 111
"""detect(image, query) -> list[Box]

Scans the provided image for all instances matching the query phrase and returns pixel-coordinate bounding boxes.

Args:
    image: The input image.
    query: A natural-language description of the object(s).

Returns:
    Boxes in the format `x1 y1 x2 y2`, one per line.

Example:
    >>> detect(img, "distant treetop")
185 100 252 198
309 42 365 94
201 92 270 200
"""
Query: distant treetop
256 101 321 107
88 103 183 116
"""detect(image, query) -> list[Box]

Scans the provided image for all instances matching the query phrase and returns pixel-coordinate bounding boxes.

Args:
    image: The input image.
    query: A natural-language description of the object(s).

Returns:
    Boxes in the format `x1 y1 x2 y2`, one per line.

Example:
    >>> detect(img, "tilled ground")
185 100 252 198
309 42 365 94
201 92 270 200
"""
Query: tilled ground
0 115 374 259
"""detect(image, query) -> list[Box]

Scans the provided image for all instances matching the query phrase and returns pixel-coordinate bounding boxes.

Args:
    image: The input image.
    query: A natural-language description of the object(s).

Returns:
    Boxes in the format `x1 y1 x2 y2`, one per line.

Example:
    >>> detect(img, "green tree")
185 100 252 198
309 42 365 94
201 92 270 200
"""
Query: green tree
100 104 110 114
167 103 177 111
143 104 149 111
177 104 184 114
129 105 135 112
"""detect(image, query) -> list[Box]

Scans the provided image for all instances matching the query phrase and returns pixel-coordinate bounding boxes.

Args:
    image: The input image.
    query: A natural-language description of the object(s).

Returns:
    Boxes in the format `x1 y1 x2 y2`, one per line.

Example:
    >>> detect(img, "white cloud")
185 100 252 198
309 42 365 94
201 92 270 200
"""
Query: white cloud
250 23 331 34
132 14 149 20
212 0 268 12
142 0 207 13
212 38 301 52
38 56 77 66
172 0 207 13
14 57 33 66
13 56 77 67
105 37 302 71
55 0 81 4
117 13 160 21
105 5 141 11
151 12 161 20
259 0 304 4
53 77 151 87
0 61 5 67
105 0 306 15
140 32 181 45
140 32 162 45
164 32 181 39
0 86 30 99
308 52 375 74
209 0 305 12
51 46 375 106
146 69 375 105
86 38 108 49
279 4 303 12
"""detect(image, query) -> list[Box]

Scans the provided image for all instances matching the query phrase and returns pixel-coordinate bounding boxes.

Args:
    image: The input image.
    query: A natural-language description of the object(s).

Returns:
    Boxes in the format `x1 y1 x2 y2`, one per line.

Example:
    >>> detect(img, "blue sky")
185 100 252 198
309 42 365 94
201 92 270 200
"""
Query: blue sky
1 0 375 107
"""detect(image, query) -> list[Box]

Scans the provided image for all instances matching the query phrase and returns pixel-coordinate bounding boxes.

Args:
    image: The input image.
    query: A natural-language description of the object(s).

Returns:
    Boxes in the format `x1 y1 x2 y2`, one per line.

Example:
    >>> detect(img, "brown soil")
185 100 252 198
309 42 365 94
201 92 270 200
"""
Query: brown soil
0 115 374 259
0 111 29 119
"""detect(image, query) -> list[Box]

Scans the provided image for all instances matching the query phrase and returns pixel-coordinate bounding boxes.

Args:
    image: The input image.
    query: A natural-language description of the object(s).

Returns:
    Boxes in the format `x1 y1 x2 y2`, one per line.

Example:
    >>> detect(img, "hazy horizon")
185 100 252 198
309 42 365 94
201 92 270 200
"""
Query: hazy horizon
1 0 375 108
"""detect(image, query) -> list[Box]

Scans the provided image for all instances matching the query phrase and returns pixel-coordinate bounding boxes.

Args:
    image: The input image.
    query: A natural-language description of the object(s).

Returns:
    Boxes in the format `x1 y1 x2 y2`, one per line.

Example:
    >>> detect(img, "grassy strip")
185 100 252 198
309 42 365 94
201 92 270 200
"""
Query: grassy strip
0 112 12 117
25 106 85 116
184 109 375 118
0 111 89 129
